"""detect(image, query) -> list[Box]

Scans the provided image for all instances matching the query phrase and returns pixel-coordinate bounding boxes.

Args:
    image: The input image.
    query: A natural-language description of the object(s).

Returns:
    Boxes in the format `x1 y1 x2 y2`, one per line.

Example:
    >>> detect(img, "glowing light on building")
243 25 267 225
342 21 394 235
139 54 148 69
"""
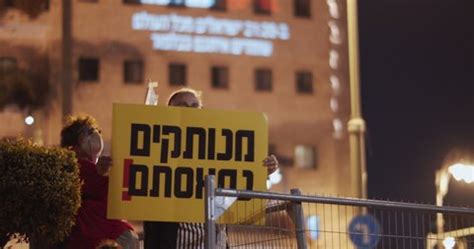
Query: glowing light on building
150 33 273 57
329 49 339 69
183 0 215 8
132 12 290 57
140 0 215 8
132 12 290 40
25 115 34 126
327 0 340 19
141 0 175 5
328 20 342 44
330 97 339 112
307 215 320 240
138 0 280 13
333 118 343 139
330 75 341 94
327 0 344 141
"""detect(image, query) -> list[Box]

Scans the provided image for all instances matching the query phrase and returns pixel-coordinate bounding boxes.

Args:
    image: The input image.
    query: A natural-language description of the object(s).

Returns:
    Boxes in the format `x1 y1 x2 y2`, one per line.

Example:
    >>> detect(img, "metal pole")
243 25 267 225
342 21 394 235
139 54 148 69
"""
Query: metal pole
435 169 449 246
347 0 367 199
290 189 308 249
61 0 73 118
205 175 216 249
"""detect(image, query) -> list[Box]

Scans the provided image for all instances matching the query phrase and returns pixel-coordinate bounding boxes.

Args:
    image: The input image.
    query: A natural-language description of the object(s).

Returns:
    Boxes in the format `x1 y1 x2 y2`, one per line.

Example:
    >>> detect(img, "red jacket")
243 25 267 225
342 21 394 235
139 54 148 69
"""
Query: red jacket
66 159 133 249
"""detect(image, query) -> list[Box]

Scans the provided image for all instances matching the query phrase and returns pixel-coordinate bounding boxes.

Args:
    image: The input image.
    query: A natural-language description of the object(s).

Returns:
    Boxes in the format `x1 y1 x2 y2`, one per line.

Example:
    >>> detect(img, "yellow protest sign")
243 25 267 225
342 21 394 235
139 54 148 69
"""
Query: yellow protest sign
107 103 268 223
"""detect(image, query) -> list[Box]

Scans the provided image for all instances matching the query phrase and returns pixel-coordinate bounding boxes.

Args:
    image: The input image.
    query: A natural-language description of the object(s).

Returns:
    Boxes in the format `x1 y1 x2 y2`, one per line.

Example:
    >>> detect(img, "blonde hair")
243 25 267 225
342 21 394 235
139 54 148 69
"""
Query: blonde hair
167 87 203 107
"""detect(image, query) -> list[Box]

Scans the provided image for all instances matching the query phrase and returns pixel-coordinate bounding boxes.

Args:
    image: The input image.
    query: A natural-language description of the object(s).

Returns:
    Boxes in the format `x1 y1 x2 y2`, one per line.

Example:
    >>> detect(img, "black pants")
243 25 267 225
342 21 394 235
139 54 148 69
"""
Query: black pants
144 221 179 249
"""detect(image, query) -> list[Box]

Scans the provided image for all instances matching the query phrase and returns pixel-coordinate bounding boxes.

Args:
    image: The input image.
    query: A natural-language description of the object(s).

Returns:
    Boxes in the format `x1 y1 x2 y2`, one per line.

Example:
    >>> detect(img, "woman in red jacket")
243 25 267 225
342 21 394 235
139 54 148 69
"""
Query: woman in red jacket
61 114 139 249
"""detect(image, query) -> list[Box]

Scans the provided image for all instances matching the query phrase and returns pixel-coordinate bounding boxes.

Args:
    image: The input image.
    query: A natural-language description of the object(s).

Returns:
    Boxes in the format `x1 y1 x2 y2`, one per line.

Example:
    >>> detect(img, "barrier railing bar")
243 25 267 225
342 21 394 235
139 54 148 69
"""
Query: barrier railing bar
205 175 216 249
216 188 474 215
290 189 308 249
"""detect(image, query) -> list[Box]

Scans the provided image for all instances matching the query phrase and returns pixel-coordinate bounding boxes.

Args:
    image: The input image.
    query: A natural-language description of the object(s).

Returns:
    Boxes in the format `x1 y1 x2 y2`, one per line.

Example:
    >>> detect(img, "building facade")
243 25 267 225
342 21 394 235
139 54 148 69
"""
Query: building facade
0 0 352 196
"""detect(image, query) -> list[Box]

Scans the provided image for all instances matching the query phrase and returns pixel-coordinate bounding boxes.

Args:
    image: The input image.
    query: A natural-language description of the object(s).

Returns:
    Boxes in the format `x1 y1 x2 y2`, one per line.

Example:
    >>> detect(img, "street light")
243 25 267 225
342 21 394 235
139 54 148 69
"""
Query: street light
448 163 474 183
347 0 368 200
435 162 474 239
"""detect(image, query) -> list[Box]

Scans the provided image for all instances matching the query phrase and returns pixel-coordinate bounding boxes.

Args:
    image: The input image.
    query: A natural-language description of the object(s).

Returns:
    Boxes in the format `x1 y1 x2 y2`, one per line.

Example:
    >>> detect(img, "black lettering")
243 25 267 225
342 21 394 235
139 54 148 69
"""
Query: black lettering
195 167 217 199
174 167 194 198
208 168 216 176
149 165 172 198
152 125 161 143
128 164 148 196
217 129 233 161
218 169 237 189
160 139 169 164
242 170 254 190
207 128 216 160
163 125 182 158
195 168 205 199
130 124 151 156
183 127 206 160
235 130 255 162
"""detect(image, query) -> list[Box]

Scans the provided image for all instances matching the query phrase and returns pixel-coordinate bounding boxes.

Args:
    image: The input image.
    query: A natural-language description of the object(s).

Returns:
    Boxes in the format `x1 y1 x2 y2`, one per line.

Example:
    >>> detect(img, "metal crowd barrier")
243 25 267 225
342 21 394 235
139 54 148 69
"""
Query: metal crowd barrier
204 176 474 249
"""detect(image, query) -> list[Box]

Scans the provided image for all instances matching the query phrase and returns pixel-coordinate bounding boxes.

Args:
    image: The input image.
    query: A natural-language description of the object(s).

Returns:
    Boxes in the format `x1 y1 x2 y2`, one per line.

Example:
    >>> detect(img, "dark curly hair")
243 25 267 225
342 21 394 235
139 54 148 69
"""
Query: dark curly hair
60 113 101 148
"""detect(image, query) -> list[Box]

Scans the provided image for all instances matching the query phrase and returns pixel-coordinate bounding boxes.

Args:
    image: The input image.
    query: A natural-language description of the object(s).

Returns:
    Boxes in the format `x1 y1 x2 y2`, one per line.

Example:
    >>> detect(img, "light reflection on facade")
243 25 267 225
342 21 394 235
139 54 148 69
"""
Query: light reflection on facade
132 12 289 57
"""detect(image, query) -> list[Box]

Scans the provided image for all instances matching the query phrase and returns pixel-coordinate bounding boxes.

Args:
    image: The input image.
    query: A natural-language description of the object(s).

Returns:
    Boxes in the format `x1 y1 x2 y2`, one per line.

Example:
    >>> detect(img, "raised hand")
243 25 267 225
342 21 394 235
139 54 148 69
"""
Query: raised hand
96 156 112 176
263 155 279 175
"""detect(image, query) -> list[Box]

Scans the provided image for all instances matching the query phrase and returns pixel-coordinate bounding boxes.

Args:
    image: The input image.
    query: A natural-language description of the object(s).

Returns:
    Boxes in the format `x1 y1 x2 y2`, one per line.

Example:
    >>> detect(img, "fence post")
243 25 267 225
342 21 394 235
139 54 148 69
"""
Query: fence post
205 175 217 249
291 189 308 249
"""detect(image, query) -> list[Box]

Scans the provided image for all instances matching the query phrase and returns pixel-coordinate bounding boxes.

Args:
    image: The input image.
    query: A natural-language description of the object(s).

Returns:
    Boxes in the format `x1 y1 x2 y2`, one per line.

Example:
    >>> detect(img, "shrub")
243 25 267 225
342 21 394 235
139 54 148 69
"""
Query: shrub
0 139 81 245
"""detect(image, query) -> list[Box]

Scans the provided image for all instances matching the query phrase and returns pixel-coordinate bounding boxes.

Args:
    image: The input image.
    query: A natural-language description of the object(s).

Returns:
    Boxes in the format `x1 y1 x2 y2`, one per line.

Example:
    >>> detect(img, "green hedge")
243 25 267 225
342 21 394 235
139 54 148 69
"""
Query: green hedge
0 139 81 245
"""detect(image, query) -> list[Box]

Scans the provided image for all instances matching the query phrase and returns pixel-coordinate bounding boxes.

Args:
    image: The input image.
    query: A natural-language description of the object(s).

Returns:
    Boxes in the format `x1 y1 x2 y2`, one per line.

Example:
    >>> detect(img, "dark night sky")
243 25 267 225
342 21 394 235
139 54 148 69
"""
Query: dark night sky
359 0 474 205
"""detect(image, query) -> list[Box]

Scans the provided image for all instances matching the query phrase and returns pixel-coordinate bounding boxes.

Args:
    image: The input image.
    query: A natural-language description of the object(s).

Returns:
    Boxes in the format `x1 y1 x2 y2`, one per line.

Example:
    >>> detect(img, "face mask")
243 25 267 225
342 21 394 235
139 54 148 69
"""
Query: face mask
79 130 104 163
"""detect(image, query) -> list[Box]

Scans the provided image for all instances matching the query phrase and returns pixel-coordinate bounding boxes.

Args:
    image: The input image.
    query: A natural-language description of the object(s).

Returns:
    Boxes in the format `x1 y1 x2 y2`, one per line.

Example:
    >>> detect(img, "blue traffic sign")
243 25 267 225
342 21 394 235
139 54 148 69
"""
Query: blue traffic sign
348 214 381 249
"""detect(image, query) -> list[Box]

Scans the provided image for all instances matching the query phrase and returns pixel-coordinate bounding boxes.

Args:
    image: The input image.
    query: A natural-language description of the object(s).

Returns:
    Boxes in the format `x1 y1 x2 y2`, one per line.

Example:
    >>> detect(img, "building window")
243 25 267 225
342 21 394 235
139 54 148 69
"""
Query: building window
296 71 313 94
78 57 99 82
254 0 271 15
168 0 185 7
294 145 316 169
169 63 186 86
3 0 14 7
211 66 229 89
210 0 226 11
124 60 144 84
2 0 49 10
294 0 311 18
0 57 17 74
255 68 272 92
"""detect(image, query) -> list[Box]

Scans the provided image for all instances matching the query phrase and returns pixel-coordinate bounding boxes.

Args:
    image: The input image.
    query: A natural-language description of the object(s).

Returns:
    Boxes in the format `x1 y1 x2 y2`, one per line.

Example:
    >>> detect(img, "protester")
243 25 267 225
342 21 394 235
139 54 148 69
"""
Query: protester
143 88 279 248
61 114 140 249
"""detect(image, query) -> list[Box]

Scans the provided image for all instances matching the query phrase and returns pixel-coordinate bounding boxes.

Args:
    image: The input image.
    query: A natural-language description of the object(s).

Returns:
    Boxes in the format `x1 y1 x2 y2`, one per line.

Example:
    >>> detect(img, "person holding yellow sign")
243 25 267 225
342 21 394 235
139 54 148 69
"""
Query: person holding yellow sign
143 88 279 249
